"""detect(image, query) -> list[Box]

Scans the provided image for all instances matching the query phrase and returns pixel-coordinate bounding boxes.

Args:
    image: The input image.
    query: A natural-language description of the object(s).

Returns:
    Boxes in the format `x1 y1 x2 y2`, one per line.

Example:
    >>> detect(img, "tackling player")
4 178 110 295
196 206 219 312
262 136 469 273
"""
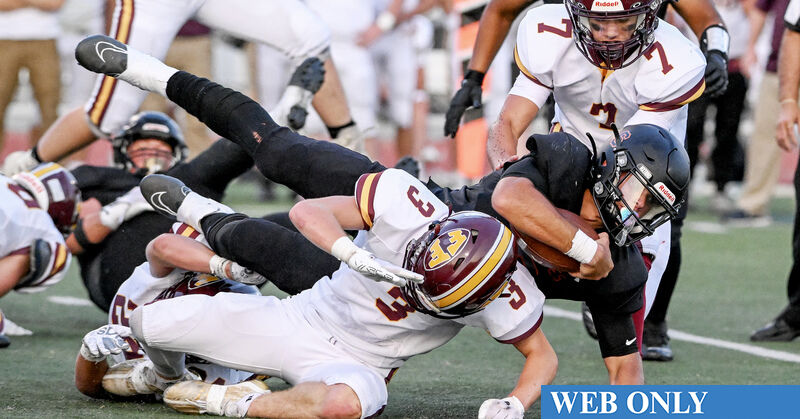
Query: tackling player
0 163 81 348
74 222 266 399
73 35 690 386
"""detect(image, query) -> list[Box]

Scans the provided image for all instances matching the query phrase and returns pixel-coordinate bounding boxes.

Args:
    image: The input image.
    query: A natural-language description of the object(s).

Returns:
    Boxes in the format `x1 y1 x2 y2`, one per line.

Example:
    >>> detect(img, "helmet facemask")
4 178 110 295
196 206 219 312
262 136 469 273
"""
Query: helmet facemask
111 111 187 175
566 0 661 69
589 126 683 246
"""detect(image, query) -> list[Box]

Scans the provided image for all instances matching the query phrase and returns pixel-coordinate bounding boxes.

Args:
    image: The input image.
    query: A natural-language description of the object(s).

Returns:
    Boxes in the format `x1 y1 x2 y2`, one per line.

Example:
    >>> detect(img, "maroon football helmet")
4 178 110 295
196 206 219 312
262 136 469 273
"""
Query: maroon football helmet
402 211 517 318
565 0 662 69
13 163 81 235
155 273 242 300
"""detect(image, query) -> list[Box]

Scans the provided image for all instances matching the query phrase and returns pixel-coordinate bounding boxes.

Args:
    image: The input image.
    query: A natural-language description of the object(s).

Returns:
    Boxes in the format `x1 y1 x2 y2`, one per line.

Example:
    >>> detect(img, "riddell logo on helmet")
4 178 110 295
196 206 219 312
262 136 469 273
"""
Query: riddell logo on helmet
654 182 675 205
592 0 624 11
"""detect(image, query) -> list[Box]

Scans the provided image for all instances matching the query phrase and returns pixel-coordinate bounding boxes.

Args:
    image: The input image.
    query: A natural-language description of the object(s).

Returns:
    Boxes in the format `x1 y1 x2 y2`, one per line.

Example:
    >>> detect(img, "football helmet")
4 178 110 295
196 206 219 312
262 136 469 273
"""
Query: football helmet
565 0 662 69
402 211 517 318
590 124 690 246
112 111 187 174
13 163 82 234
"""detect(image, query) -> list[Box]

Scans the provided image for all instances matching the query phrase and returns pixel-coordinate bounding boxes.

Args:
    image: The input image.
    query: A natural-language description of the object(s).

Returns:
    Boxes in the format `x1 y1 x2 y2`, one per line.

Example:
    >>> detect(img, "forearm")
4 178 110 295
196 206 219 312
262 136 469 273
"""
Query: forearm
0 0 26 11
510 329 558 408
67 214 113 254
469 0 531 73
23 0 64 11
487 119 520 168
673 0 724 39
146 234 216 278
746 10 766 50
289 200 351 255
492 177 577 252
0 254 28 298
36 107 97 162
778 30 800 102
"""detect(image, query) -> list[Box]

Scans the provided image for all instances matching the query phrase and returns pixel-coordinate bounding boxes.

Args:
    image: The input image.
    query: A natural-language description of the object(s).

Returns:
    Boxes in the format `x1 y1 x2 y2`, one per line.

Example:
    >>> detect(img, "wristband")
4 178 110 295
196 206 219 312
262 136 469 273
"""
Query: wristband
507 396 524 413
376 11 396 32
209 255 231 279
565 230 598 264
701 25 730 55
330 236 359 262
780 98 798 105
30 146 43 163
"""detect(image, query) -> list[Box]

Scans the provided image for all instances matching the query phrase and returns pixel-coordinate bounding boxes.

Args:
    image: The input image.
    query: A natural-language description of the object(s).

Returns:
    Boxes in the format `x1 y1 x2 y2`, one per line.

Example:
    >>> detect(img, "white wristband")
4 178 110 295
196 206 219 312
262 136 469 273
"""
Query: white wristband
507 396 524 413
565 230 598 264
330 236 359 262
376 11 396 32
704 26 730 55
209 255 231 279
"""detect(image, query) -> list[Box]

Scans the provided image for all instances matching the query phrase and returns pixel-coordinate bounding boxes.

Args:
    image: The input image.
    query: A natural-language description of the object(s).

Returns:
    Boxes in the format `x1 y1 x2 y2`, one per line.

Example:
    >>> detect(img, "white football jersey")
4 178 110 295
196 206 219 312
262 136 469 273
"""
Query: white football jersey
294 169 545 370
0 175 69 292
107 222 259 385
510 4 706 148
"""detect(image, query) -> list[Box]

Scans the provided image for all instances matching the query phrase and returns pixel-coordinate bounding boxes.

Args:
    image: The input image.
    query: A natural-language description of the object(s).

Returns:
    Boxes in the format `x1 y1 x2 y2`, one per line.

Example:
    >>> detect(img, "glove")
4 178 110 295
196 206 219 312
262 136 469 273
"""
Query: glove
703 50 728 98
1 149 40 176
478 396 525 419
444 70 485 138
330 237 424 287
99 187 153 230
80 324 132 362
209 255 268 286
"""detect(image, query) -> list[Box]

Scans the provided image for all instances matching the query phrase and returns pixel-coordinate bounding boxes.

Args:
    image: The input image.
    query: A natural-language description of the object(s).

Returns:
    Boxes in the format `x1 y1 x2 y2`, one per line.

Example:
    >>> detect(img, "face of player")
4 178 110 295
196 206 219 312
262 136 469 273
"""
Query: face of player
127 139 174 174
587 16 639 42
616 172 660 221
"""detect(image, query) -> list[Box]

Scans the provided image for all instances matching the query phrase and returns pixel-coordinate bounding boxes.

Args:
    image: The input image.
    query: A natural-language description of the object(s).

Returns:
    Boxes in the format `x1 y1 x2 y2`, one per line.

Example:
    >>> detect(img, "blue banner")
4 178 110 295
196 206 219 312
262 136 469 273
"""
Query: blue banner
541 386 800 418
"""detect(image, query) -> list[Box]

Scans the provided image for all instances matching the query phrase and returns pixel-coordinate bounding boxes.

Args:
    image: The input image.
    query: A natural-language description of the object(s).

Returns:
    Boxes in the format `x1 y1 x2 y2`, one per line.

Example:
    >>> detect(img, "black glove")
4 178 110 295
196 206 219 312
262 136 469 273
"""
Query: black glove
444 70 485 138
703 49 729 98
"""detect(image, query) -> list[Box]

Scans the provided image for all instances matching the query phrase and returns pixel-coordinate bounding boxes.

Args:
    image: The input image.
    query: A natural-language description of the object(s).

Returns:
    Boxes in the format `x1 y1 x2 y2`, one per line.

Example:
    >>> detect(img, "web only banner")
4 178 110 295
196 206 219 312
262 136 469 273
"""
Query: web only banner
541 385 800 418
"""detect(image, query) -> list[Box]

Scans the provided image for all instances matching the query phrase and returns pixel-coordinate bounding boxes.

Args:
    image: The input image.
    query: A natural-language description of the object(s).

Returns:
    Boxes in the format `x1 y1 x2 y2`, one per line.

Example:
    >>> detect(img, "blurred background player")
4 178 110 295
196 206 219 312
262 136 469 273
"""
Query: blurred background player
75 223 263 400
1 0 364 175
0 0 64 151
0 162 80 348
750 0 800 341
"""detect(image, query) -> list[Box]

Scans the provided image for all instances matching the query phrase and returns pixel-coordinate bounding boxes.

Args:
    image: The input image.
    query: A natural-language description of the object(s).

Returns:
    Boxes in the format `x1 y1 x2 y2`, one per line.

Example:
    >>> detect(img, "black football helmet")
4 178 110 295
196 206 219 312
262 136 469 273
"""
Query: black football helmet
401 211 517 318
590 124 690 246
111 111 187 174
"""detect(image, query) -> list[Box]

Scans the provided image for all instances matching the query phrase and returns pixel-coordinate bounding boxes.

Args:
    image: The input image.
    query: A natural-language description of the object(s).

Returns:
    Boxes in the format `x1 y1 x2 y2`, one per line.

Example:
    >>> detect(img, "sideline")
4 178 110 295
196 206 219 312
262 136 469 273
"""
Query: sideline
544 305 800 363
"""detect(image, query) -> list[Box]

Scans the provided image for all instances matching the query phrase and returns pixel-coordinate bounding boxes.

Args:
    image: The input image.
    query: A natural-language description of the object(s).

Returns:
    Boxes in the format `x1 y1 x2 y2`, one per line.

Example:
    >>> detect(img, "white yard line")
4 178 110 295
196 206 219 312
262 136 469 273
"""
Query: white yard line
47 296 94 307
544 305 800 364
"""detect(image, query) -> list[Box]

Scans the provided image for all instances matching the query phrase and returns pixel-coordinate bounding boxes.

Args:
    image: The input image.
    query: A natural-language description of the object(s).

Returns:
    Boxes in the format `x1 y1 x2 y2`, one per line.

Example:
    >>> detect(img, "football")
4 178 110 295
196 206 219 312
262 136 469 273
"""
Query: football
513 209 600 272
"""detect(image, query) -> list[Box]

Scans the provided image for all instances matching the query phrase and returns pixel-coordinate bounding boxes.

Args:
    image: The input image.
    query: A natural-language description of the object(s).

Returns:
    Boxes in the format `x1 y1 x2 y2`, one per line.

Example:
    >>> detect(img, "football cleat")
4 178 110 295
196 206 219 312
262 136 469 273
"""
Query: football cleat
102 358 200 396
140 174 191 219
394 156 420 179
75 35 128 77
641 320 674 362
285 57 325 130
164 379 270 416
75 34 176 96
580 302 598 341
140 174 233 232
750 317 800 342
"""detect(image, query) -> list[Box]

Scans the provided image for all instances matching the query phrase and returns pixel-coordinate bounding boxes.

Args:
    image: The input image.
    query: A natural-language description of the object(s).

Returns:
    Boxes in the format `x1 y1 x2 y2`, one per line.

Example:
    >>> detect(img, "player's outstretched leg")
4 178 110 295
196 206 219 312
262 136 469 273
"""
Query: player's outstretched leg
140 174 233 234
164 380 270 416
76 35 383 199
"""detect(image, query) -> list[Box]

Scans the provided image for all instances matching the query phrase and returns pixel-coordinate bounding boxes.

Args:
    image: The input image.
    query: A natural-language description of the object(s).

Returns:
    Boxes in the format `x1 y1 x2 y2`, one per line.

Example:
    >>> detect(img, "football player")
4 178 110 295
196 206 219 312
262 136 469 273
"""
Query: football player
0 163 81 348
443 0 729 138
74 222 266 400
118 170 554 419
1 0 366 176
74 35 690 386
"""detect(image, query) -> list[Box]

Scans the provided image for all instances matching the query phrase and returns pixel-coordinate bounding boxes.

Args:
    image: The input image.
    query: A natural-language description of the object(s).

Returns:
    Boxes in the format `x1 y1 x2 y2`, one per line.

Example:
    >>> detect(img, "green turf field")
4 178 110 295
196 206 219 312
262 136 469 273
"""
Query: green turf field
2 181 800 418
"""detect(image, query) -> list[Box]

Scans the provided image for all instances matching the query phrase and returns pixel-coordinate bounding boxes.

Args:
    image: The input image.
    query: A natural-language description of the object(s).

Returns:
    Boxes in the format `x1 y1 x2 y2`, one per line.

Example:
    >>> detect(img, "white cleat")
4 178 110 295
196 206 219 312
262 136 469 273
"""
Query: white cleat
102 358 199 397
164 379 270 416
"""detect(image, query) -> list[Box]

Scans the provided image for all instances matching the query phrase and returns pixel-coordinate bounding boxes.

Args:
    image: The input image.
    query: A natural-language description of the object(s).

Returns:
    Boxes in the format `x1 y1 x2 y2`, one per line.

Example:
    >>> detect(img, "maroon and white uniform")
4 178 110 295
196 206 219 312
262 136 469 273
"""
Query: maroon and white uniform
0 175 70 293
107 222 259 385
136 170 545 418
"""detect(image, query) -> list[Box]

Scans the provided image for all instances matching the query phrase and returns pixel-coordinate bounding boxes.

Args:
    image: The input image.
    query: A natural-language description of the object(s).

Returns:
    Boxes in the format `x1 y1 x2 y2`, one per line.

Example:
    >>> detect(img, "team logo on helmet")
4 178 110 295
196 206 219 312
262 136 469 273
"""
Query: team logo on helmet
424 228 470 271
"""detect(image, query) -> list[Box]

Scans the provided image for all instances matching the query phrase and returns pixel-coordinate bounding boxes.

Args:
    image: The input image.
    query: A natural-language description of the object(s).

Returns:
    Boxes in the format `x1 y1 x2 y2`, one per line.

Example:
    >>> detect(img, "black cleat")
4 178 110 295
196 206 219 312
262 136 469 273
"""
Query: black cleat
285 57 325 130
581 302 598 340
750 317 800 342
0 333 9 349
75 35 128 77
642 320 673 362
140 174 192 220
